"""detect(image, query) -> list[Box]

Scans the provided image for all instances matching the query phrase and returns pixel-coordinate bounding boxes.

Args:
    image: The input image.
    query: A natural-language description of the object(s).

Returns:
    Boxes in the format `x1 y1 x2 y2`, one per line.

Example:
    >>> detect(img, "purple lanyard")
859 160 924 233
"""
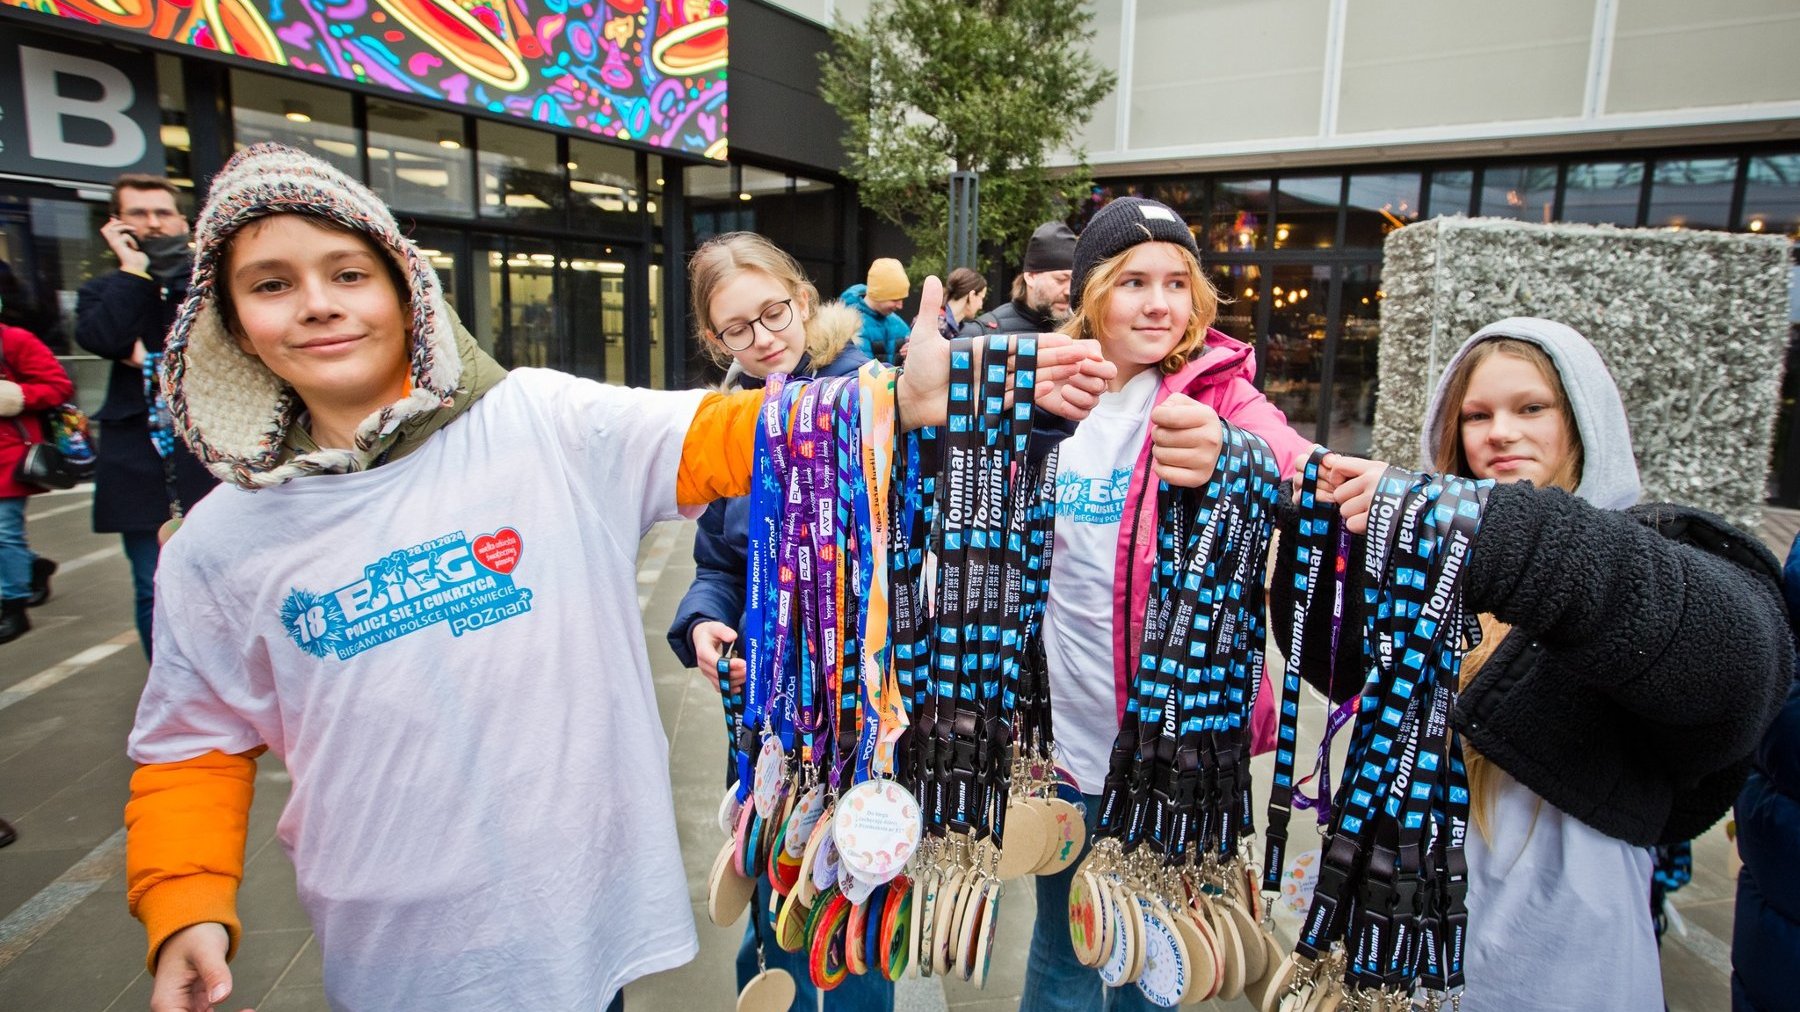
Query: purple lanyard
1293 524 1356 822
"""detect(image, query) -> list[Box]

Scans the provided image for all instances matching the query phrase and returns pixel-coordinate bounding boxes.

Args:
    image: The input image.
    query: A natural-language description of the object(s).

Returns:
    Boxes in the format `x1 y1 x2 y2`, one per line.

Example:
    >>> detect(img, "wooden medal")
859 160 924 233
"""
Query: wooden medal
807 891 853 991
954 877 987 981
1209 899 1247 1001
1067 869 1108 967
1097 880 1134 987
773 884 811 952
932 868 967 978
845 886 875 976
707 838 755 927
783 784 828 859
879 875 913 980
793 807 834 908
732 801 756 878
994 799 1049 880
1259 953 1306 1012
1121 884 1147 985
752 737 785 819
1175 907 1217 1005
1133 897 1191 1007
910 867 937 979
1242 930 1290 1011
969 878 1004 988
1037 797 1087 875
1302 982 1341 1012
736 969 796 1012
718 786 744 836
1226 897 1266 982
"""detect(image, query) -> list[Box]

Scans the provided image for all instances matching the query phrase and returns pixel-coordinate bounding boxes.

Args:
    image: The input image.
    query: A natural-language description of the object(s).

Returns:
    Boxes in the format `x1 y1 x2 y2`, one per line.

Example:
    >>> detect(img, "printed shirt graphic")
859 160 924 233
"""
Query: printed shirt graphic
1043 369 1158 794
282 527 533 659
129 371 707 1010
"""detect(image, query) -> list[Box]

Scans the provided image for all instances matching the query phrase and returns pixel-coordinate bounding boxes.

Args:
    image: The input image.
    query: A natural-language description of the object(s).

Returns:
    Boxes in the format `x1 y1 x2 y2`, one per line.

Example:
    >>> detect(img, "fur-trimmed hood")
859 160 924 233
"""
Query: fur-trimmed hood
161 143 464 490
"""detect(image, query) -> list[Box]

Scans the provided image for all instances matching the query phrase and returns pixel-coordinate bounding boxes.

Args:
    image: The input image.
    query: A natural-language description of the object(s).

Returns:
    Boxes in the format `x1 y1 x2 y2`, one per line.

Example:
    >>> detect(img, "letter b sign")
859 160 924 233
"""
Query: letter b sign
0 28 162 184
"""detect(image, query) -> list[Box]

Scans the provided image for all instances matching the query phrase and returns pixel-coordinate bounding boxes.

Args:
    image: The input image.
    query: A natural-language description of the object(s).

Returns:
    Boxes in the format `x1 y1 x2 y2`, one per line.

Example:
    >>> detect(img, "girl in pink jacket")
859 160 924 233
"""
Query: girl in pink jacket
1020 196 1313 1011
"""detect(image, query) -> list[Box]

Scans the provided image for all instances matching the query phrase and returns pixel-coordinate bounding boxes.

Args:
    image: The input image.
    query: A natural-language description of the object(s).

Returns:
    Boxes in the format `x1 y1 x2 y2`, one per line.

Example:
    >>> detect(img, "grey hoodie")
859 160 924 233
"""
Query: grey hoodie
1419 317 1642 510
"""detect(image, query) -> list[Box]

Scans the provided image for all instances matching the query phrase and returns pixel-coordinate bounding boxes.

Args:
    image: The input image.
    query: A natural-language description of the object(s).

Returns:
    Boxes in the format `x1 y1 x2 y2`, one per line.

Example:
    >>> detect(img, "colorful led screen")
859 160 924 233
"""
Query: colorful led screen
3 0 728 159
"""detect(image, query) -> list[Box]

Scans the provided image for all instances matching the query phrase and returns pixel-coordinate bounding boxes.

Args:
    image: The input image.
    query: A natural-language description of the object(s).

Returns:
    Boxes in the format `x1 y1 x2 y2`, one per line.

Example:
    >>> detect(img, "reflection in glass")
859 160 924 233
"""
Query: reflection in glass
1330 265 1382 455
505 242 557 368
1209 263 1259 344
1276 175 1342 250
1743 154 1800 238
1560 162 1643 226
649 261 664 389
232 72 360 179
478 121 564 222
1646 157 1738 232
1149 179 1206 221
472 244 503 359
569 139 639 227
1427 169 1475 218
1209 179 1270 253
1262 265 1329 442
565 244 626 382
1480 164 1558 223
156 55 191 186
367 101 473 216
409 228 462 314
1344 172 1421 247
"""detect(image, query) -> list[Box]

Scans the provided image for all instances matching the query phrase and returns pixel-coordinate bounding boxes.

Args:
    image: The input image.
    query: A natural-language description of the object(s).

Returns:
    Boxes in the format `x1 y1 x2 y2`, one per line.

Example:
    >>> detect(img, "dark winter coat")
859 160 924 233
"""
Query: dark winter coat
1272 481 1791 848
74 269 217 531
0 324 76 499
1731 536 1800 1012
971 298 1057 338
667 306 872 667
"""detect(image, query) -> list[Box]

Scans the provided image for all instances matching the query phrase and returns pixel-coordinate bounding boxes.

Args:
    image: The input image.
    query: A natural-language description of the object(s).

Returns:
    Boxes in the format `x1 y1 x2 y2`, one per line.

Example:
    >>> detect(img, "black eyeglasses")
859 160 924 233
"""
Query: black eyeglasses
717 299 795 351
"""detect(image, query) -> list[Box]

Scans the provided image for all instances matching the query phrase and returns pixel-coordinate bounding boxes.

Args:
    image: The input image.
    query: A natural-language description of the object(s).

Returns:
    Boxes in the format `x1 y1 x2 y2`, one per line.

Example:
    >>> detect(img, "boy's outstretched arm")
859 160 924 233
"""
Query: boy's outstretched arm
126 747 261 997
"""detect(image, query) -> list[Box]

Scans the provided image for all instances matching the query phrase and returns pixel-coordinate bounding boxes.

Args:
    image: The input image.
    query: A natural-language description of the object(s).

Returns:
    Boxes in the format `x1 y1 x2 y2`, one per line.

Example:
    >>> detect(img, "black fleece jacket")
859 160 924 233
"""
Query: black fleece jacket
1271 481 1792 847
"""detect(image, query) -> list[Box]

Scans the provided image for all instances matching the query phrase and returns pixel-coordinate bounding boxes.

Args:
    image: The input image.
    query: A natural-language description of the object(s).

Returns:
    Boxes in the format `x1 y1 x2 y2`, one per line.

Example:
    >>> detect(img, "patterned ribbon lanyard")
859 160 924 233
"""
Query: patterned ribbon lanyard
741 376 797 799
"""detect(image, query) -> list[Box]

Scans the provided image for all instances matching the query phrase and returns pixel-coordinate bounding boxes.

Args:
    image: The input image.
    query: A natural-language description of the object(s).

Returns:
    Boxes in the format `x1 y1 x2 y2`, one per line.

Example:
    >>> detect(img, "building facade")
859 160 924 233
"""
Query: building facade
0 0 860 396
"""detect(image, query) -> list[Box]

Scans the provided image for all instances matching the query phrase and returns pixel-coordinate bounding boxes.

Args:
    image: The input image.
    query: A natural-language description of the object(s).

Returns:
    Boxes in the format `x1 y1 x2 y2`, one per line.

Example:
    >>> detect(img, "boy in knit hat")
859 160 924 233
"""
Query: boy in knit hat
125 144 1112 1011
840 257 912 365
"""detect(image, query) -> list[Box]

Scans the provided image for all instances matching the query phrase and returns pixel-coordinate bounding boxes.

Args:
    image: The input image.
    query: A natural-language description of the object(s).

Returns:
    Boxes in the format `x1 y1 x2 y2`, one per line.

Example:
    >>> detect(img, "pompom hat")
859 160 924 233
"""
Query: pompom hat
161 142 462 490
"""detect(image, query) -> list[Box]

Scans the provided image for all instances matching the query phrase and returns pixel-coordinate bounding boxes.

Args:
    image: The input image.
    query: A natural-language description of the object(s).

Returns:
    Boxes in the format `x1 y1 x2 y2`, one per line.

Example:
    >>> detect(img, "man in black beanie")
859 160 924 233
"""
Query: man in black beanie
968 221 1077 337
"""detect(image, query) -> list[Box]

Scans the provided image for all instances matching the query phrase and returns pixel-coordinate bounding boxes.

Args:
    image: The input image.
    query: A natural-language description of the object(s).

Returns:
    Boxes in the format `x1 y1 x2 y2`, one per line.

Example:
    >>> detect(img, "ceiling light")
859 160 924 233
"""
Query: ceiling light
282 101 312 124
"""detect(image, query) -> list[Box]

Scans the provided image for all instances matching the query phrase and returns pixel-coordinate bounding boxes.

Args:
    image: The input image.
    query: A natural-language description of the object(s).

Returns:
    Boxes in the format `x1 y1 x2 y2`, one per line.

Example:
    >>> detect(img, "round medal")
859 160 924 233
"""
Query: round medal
838 862 877 905
1226 898 1266 983
719 786 744 836
1067 869 1107 967
1037 797 1088 875
732 801 755 878
910 867 937 979
1259 953 1304 1012
832 779 923 884
736 968 796 1012
808 891 853 990
743 811 767 880
706 838 754 927
845 887 875 976
1175 909 1217 1005
1097 880 1133 986
953 877 989 981
933 869 967 977
793 807 834 907
753 738 785 819
813 830 842 893
880 876 913 981
969 878 1004 987
774 887 811 953
1134 898 1190 1007
862 881 891 975
784 784 828 859
1209 899 1247 1001
1120 884 1146 985
994 799 1049 880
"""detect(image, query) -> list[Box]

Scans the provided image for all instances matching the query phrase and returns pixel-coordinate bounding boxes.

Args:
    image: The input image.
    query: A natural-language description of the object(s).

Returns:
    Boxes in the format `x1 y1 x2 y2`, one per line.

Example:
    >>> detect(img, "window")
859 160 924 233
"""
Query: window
1740 154 1800 238
367 101 473 217
1480 164 1558 223
1426 169 1475 218
1276 174 1342 250
231 72 361 179
569 139 639 229
1344 172 1422 248
1646 156 1738 231
477 121 564 224
1209 179 1271 253
1560 161 1645 226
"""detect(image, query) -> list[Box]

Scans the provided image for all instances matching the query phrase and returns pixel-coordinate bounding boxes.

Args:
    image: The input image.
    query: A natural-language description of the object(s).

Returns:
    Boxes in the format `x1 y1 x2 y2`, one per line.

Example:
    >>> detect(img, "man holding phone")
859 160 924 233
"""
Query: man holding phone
75 175 217 659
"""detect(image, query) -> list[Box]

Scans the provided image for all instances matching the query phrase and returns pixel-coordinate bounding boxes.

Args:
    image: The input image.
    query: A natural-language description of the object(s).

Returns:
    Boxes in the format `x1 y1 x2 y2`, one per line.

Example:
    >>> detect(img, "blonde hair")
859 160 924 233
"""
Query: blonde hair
1432 337 1582 841
1058 242 1220 374
688 232 820 367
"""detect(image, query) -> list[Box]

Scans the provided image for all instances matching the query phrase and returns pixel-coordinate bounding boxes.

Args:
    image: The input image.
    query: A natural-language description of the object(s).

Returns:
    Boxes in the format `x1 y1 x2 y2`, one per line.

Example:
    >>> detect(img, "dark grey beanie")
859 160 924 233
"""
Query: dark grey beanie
1021 221 1078 273
1070 197 1201 311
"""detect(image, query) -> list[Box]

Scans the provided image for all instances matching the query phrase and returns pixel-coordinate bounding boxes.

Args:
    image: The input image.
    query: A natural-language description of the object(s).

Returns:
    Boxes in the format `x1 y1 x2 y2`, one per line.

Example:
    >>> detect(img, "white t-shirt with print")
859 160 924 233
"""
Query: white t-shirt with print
1042 368 1159 794
130 370 708 1011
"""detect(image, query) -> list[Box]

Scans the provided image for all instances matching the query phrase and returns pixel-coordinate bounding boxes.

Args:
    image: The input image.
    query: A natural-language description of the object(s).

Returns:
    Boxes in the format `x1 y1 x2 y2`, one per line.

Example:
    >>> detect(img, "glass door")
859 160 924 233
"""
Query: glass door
563 243 631 383
1260 264 1331 443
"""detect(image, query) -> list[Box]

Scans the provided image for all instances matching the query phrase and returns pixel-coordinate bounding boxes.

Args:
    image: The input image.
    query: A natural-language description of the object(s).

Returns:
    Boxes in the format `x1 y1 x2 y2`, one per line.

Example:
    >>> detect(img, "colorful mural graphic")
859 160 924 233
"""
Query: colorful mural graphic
2 0 728 159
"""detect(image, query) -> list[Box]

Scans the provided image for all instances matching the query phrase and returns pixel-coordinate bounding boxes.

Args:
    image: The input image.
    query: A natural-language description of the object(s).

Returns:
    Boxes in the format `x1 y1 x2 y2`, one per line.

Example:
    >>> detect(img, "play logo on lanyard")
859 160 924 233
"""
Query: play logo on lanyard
280 527 534 659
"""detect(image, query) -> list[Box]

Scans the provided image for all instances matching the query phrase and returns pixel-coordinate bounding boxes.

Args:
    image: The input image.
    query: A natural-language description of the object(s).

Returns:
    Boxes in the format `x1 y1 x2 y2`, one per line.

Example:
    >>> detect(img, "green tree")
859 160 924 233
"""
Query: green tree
820 0 1116 278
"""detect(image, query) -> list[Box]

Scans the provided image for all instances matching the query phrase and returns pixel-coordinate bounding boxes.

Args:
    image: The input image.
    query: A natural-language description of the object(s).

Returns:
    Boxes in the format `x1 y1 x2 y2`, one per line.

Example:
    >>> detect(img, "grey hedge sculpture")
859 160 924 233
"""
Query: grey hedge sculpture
1373 216 1792 529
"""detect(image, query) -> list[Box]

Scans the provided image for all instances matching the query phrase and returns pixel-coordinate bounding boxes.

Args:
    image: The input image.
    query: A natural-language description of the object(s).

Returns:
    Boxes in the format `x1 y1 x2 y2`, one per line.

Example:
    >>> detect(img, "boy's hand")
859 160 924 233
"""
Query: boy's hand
1319 454 1389 534
151 922 250 1012
691 621 745 694
1148 394 1222 488
895 276 1112 430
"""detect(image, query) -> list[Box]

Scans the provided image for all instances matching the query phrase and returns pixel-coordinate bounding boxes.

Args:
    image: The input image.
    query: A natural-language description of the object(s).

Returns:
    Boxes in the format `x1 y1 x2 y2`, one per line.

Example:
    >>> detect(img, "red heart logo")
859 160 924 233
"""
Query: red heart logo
472 528 523 575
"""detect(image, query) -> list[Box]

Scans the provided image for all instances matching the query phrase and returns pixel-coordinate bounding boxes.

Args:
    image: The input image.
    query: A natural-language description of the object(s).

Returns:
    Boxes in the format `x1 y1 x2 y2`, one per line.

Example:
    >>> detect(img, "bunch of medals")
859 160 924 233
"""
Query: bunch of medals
1259 456 1491 1012
706 337 1073 1008
1068 419 1289 1008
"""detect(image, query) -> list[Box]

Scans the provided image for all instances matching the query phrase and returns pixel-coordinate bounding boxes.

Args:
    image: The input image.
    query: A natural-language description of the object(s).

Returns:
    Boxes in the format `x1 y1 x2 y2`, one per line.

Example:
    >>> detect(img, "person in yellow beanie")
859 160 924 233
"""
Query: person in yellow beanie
840 257 912 365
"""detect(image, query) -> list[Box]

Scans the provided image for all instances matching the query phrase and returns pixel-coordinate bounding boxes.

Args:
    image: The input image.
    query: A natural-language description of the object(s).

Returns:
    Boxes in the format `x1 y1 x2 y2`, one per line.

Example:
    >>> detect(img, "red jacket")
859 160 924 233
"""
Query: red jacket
0 324 77 498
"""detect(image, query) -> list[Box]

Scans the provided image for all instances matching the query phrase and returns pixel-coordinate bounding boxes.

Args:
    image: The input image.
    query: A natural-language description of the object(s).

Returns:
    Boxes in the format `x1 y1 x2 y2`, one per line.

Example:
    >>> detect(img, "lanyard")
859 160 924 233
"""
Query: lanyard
741 376 798 798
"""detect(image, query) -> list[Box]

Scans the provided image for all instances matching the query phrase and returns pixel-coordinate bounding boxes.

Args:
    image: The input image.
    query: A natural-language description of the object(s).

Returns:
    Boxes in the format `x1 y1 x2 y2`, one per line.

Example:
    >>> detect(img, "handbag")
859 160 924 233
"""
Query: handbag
2 333 95 490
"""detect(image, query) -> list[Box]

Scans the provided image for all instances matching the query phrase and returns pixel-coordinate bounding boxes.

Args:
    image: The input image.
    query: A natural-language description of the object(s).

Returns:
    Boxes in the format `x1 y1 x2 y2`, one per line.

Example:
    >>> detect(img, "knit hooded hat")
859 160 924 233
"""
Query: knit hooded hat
162 142 462 490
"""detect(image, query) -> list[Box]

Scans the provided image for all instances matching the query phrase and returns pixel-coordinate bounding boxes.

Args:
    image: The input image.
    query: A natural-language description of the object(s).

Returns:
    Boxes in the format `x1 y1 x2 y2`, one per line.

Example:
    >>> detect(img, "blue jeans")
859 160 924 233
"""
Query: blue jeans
736 876 895 1011
1019 790 1161 1012
0 497 31 602
121 530 161 659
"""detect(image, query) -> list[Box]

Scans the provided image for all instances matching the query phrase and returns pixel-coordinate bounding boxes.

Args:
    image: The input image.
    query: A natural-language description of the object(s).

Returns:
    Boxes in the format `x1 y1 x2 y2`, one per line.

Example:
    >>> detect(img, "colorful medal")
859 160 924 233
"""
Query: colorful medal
832 779 922 885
